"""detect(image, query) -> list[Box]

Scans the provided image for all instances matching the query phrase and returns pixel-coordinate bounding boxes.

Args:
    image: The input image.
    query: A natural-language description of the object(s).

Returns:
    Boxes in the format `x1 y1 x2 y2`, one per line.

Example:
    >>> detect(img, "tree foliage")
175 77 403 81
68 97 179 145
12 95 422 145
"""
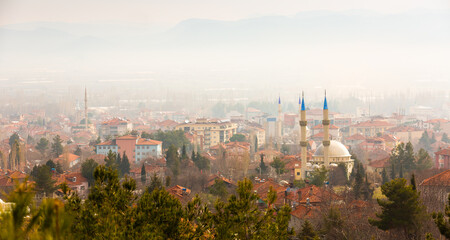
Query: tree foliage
141 164 146 185
209 178 228 200
229 133 246 142
310 166 328 187
147 130 190 149
270 157 286 176
81 158 98 186
432 194 450 239
51 135 64 157
36 137 49 156
369 178 425 237
298 220 319 240
31 165 57 196
166 144 180 177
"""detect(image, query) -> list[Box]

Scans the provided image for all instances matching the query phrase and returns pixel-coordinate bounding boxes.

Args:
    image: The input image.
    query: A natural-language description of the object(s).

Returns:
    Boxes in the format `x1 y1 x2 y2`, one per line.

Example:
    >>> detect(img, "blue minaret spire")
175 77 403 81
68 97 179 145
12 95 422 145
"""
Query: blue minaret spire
323 90 328 110
278 95 281 105
301 91 306 111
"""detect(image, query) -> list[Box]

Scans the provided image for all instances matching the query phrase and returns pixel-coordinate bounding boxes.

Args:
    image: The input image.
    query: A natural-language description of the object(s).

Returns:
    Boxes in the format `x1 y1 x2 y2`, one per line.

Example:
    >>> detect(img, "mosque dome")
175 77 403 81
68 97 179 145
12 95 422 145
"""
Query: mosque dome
313 140 351 158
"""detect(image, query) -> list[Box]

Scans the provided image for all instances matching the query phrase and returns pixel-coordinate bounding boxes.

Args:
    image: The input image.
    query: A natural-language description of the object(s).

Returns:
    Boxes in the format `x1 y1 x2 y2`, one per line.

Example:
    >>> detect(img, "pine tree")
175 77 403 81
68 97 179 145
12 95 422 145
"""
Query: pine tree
418 131 431 151
166 145 180 177
74 146 82 156
416 148 433 170
381 168 389 184
403 142 416 173
369 178 425 237
353 162 363 199
442 133 450 143
81 158 98 186
181 144 188 160
432 194 450 238
259 154 268 174
298 220 319 240
104 150 117 169
141 164 146 185
51 135 63 157
36 137 49 157
120 152 130 176
116 152 122 171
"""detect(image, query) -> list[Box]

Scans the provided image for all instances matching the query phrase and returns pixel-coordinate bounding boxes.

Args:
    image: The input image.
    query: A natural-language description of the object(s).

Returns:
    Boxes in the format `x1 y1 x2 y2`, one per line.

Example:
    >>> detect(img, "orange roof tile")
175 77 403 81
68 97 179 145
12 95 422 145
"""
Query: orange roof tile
57 153 80 163
137 138 162 146
351 121 393 128
436 148 450 156
420 170 450 187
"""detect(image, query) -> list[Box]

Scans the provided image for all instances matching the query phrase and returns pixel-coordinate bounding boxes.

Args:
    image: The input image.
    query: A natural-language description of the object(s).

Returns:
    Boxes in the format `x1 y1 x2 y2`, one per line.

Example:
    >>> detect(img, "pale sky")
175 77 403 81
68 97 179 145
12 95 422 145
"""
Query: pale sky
1 0 449 26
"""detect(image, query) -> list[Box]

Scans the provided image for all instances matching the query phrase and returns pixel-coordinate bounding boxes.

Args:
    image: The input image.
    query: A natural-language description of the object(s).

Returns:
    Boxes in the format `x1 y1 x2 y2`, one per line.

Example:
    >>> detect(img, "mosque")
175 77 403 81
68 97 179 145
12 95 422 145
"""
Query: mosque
294 92 354 180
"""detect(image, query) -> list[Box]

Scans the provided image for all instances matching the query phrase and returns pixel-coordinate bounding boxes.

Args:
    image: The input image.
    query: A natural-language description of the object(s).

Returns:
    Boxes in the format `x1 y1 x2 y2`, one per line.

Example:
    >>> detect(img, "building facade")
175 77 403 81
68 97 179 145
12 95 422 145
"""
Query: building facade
98 118 133 139
96 135 162 163
176 119 237 150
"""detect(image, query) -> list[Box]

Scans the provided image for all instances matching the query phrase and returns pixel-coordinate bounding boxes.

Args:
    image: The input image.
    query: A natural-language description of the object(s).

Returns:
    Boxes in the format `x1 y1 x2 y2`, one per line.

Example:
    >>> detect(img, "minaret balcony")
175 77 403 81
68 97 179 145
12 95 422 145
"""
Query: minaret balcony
299 120 307 126
322 120 330 125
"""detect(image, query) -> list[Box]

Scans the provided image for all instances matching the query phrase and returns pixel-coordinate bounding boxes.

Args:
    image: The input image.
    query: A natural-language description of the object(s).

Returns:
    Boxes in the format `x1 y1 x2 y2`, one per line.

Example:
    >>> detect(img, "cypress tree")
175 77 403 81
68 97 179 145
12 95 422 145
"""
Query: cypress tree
141 164 146 185
121 152 130 176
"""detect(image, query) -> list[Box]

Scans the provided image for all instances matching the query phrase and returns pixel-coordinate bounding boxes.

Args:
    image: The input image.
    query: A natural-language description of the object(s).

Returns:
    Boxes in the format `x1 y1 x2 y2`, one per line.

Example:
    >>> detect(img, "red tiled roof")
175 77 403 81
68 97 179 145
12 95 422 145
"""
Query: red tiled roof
55 172 88 186
346 134 366 141
425 119 449 124
387 126 421 132
351 121 393 127
137 138 162 146
116 135 137 140
101 118 129 126
420 170 450 187
313 124 339 129
369 157 390 168
97 140 114 146
290 185 342 204
290 204 321 219
57 153 80 163
167 185 191 204
436 148 450 156
285 160 302 170
380 134 397 142
159 119 178 127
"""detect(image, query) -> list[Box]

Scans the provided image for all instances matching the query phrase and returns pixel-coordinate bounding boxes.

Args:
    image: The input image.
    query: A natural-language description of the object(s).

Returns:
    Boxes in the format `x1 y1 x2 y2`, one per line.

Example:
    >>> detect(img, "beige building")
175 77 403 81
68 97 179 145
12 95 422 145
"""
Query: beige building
176 119 238 150
349 120 394 137
386 126 424 145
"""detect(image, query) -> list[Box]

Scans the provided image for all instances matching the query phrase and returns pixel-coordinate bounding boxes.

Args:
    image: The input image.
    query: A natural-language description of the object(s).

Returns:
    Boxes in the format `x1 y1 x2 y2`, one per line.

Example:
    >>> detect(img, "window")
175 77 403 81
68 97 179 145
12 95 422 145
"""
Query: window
297 172 300 176
137 146 140 149
137 152 140 155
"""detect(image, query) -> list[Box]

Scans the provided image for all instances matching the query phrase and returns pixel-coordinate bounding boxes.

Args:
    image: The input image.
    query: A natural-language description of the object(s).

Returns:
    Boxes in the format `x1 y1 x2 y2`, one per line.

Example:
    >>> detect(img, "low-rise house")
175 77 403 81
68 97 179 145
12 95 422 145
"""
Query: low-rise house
419 170 450 212
55 153 81 168
435 148 450 169
56 172 89 197
167 185 191 205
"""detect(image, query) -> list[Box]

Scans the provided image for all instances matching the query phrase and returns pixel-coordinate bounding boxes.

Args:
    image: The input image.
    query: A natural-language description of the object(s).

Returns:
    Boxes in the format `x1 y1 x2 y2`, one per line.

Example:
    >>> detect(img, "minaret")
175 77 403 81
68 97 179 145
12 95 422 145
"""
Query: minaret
299 92 308 179
85 87 88 131
322 91 330 167
276 96 282 149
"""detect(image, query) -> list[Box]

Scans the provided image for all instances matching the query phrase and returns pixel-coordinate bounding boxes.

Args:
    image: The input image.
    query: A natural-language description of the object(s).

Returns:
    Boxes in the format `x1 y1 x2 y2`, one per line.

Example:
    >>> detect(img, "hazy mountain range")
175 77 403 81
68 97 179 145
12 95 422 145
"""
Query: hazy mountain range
0 10 449 91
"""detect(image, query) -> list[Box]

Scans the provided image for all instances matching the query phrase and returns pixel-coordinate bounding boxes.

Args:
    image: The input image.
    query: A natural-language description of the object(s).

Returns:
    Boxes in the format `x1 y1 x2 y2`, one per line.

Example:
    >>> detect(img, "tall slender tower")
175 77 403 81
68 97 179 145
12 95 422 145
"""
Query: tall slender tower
322 91 330 167
85 87 88 131
300 92 308 179
276 96 282 149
